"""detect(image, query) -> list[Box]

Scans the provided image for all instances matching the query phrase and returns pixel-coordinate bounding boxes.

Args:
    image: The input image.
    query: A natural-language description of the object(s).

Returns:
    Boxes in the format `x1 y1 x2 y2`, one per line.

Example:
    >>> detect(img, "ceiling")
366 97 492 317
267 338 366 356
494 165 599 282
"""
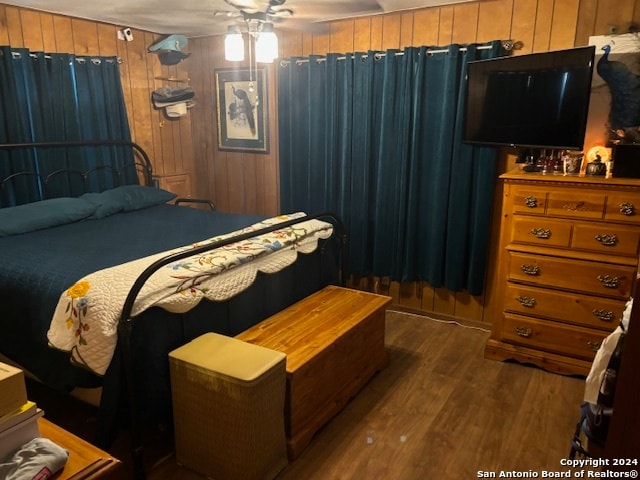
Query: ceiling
2 0 476 37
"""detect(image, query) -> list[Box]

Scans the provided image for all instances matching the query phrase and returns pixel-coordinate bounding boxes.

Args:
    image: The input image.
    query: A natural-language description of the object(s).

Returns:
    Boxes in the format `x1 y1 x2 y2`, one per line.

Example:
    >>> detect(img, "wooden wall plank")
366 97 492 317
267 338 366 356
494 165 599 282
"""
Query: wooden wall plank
549 0 581 50
20 10 43 51
412 9 441 46
399 12 414 49
575 0 599 45
433 287 457 316
5 6 23 46
0 6 7 44
438 6 455 45
96 23 116 54
354 17 372 51
40 13 57 51
281 30 304 57
370 16 384 51
532 0 554 52
452 291 485 323
421 283 436 312
311 30 330 54
510 0 538 54
51 15 73 53
381 14 402 50
127 30 159 172
330 19 354 53
70 18 99 55
593 0 637 36
226 155 246 213
477 0 513 44
302 31 313 56
451 3 479 44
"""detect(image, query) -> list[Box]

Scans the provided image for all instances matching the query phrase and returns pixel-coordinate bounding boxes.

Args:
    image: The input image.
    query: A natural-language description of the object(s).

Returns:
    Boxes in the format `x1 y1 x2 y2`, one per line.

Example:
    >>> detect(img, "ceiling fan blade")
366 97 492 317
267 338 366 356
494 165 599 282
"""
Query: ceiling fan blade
267 7 293 18
213 9 243 18
281 0 382 20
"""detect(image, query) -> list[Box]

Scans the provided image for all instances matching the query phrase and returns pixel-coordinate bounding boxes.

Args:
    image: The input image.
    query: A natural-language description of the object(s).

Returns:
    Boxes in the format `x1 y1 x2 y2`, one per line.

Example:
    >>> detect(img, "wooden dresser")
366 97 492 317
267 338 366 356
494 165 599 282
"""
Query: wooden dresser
485 172 640 376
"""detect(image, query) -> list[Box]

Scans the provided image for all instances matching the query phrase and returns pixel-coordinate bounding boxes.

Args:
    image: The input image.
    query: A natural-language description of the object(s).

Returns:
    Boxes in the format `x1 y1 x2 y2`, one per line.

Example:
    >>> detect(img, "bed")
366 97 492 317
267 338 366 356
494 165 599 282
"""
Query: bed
0 140 344 475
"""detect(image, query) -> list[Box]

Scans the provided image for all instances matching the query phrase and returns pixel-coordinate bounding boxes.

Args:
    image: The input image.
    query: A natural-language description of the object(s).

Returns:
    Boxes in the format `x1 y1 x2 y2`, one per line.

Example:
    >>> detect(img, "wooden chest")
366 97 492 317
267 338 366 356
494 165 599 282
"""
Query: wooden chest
486 172 640 375
236 285 391 459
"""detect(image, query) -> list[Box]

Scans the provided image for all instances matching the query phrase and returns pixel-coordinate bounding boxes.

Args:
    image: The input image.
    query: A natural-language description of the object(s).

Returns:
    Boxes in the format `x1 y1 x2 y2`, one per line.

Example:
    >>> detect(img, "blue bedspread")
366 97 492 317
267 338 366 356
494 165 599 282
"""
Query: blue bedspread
0 204 265 390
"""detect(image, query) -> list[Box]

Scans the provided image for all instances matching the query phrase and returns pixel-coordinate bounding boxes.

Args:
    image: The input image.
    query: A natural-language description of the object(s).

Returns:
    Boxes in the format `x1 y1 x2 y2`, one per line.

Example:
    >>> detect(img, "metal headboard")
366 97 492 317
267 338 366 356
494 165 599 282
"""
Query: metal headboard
0 140 153 206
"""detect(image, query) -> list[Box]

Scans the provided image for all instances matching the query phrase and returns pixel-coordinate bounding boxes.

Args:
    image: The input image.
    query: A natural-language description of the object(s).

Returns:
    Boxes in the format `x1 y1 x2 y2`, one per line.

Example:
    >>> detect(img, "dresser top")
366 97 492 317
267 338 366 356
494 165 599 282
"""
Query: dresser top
501 170 640 187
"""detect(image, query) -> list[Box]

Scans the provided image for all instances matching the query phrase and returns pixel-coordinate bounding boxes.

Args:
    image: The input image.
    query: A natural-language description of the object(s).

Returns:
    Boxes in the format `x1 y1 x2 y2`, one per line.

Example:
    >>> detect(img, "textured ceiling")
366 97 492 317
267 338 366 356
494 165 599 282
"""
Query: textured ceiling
2 0 476 37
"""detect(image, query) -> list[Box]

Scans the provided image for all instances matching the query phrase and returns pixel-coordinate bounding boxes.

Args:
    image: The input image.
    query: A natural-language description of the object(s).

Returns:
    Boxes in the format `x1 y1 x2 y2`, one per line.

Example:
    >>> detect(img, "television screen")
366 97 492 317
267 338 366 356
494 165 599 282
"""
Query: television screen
462 46 596 150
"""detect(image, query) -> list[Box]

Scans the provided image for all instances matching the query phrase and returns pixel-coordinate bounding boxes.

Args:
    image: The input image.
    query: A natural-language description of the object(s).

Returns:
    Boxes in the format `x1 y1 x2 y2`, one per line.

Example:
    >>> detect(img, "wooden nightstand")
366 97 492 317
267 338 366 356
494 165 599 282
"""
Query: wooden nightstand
38 417 123 479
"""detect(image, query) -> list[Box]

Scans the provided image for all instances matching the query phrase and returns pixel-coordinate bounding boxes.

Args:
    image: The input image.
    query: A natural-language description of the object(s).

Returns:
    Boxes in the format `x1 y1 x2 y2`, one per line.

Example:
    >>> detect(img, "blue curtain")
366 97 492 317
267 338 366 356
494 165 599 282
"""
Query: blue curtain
0 46 132 204
278 42 502 295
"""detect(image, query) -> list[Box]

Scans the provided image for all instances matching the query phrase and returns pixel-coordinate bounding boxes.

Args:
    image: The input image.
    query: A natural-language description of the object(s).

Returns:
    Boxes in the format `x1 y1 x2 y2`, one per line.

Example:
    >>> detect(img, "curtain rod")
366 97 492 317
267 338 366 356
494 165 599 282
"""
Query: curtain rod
279 39 521 67
2 50 122 63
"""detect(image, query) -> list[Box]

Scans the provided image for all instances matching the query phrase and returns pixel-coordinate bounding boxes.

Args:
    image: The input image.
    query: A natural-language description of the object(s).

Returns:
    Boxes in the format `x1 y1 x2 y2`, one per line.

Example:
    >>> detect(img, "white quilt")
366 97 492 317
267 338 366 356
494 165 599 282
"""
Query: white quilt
47 212 333 376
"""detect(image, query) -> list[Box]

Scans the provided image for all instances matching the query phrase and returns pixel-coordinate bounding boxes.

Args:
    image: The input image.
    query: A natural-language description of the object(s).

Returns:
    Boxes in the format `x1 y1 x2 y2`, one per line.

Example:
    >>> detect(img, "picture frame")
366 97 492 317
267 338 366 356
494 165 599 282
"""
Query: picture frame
215 67 269 154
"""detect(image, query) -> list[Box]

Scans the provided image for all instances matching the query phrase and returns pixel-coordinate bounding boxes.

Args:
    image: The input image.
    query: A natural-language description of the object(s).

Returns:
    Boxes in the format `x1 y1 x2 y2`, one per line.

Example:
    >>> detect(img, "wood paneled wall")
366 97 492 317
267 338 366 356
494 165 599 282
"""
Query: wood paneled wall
3 0 640 324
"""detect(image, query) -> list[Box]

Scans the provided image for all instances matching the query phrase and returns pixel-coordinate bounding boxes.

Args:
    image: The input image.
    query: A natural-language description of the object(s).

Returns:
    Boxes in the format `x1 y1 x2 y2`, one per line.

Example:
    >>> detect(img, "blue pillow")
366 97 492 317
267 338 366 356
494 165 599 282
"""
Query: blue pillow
117 185 177 211
80 191 124 219
0 197 97 236
81 185 176 218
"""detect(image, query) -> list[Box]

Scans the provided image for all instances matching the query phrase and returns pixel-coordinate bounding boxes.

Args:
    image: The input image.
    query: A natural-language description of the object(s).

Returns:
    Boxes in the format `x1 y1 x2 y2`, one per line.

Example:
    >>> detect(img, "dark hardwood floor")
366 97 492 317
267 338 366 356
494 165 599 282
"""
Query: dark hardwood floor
29 310 587 479
151 311 586 479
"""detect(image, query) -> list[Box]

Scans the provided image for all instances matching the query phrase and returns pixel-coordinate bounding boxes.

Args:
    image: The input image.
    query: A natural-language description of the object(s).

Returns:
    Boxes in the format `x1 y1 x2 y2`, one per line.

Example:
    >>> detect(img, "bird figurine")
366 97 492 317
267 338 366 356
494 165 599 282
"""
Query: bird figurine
597 44 640 143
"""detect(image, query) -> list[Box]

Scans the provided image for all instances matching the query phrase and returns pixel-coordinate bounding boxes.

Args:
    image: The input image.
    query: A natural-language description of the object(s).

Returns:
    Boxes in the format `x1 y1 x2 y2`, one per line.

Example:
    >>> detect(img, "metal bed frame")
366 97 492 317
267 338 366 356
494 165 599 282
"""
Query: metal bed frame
0 140 347 479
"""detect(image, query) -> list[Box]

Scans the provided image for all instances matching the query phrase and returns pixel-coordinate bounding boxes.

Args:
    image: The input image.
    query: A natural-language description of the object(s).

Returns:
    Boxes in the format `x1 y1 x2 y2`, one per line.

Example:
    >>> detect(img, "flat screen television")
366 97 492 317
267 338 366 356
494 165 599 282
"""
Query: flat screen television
462 46 596 151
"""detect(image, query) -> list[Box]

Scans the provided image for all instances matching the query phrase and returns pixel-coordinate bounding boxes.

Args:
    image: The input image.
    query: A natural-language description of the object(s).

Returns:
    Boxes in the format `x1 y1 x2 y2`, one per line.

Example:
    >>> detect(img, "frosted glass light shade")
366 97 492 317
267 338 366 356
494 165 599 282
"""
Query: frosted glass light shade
255 24 278 63
224 26 244 62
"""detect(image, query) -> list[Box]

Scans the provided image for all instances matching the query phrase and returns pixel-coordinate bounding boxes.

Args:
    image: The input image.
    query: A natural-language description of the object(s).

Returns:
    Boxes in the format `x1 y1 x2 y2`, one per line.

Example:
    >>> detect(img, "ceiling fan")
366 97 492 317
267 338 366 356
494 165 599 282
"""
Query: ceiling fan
214 0 383 30
214 0 292 24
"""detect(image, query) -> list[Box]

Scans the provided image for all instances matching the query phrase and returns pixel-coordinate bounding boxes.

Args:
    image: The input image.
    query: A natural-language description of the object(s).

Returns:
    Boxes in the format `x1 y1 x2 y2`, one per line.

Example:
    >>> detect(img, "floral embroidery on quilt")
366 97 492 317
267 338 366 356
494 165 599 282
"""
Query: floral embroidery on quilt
64 281 91 343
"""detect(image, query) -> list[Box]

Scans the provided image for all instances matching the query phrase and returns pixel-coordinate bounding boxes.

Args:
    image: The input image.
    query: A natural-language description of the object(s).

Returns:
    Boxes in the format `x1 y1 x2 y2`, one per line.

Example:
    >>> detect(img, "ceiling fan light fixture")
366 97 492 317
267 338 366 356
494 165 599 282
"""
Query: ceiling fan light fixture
255 22 278 63
224 25 245 61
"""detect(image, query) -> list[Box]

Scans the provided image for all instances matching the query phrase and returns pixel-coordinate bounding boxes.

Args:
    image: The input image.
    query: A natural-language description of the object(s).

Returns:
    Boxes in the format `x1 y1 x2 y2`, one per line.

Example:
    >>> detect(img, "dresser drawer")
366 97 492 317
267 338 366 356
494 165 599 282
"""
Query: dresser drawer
511 186 549 215
546 190 605 219
511 217 572 248
504 283 625 331
501 313 608 360
605 192 640 224
507 252 635 298
572 222 640 256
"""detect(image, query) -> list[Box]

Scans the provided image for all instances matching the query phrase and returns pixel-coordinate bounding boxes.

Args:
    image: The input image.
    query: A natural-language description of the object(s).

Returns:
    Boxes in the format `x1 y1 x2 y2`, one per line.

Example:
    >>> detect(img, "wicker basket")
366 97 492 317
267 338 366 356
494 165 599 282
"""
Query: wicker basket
169 332 288 480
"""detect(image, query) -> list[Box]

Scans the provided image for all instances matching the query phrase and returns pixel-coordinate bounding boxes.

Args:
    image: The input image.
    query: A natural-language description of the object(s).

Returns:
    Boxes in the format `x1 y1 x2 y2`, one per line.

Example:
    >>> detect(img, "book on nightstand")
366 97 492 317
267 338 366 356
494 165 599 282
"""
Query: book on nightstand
0 363 44 461
0 400 37 432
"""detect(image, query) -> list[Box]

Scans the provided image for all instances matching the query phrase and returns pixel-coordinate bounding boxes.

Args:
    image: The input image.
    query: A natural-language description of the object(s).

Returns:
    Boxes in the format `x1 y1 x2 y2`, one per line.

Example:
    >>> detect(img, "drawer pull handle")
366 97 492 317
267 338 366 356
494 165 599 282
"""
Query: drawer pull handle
619 202 635 216
588 341 602 352
594 234 618 246
515 326 532 338
516 296 536 308
520 264 540 276
524 196 538 208
592 309 615 322
530 228 551 239
597 275 619 288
